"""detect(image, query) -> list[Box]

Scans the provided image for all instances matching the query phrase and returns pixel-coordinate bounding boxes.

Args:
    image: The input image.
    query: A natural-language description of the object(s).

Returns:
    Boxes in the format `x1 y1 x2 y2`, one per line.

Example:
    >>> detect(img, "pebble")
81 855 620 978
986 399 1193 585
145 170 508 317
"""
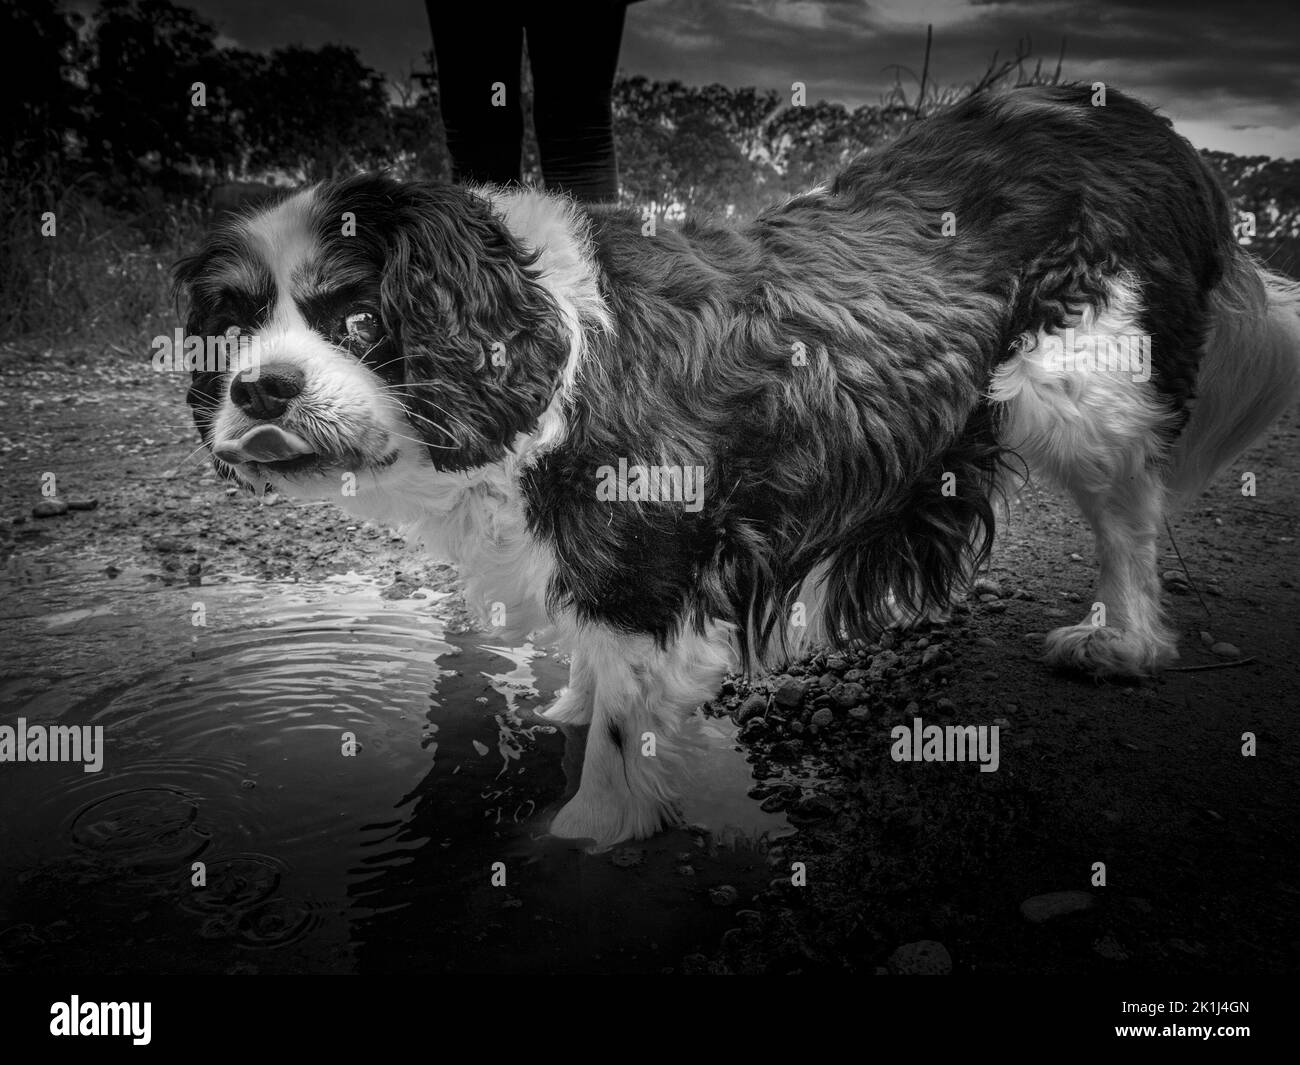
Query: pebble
791 794 837 820
1199 631 1214 647
709 885 739 907
67 498 99 511
32 500 69 518
868 650 900 678
831 681 866 710
611 848 646 868
810 707 834 727
773 676 807 709
1210 641 1241 659
848 704 870 721
973 577 1002 597
888 940 952 975
736 694 767 723
921 645 951 668
975 636 998 648
1093 935 1129 961
1020 891 1095 923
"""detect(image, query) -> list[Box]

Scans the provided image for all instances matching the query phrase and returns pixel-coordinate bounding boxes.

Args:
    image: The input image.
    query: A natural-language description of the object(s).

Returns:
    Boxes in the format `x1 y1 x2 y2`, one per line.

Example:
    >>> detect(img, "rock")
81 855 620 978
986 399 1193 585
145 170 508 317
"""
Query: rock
810 707 834 727
1161 569 1190 586
842 668 866 682
32 500 69 518
759 793 790 813
1199 631 1214 647
825 654 849 673
791 794 837 820
921 645 951 668
736 694 768 723
978 593 1000 604
740 718 767 739
816 671 837 689
709 885 739 907
611 847 646 868
1093 935 1129 961
830 681 866 710
848 704 870 721
67 498 99 511
973 577 1002 597
1020 891 1095 923
773 676 807 709
888 940 952 975
975 636 998 648
868 650 900 679
1210 642 1241 659
984 601 1008 613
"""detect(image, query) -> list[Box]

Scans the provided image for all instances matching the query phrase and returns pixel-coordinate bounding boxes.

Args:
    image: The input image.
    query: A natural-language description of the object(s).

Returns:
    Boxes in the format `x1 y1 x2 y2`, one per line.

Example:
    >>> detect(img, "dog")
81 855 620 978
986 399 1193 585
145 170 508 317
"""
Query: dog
174 85 1300 846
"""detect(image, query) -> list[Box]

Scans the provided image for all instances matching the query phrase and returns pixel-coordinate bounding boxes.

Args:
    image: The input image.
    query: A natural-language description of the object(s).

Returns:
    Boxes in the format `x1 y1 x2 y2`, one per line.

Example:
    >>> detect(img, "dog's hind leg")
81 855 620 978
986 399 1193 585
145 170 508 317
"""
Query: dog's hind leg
1043 469 1174 676
548 621 734 846
991 275 1180 677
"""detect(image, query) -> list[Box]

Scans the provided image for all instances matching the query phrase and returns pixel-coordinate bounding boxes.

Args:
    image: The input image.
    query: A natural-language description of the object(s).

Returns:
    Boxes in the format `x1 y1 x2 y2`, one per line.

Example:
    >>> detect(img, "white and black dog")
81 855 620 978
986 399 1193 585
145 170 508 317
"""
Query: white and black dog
175 85 1300 845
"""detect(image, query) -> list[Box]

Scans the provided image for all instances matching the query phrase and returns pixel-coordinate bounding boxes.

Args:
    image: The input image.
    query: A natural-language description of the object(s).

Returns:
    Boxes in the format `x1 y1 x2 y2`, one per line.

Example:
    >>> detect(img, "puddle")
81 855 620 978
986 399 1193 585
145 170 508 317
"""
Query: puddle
0 560 788 973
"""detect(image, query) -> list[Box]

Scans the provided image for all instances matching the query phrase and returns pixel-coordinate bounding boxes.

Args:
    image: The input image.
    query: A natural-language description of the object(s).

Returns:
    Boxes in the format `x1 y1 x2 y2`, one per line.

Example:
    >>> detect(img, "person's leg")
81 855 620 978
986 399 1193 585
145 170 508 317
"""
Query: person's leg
525 4 626 203
426 3 524 187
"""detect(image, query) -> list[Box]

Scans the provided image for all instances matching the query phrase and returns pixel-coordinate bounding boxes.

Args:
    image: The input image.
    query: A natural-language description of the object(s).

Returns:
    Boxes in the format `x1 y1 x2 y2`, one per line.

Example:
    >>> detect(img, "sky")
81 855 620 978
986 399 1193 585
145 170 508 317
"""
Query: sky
180 0 1300 159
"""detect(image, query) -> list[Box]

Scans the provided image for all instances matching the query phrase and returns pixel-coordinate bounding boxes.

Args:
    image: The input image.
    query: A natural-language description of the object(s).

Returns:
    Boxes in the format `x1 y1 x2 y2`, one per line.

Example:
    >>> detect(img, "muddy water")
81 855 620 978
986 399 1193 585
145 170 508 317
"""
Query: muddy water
0 562 788 973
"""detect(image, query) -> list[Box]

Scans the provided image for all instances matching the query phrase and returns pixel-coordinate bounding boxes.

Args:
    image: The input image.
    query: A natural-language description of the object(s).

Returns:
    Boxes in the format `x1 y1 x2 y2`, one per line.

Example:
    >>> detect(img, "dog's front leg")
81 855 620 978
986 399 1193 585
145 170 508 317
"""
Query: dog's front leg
549 622 733 846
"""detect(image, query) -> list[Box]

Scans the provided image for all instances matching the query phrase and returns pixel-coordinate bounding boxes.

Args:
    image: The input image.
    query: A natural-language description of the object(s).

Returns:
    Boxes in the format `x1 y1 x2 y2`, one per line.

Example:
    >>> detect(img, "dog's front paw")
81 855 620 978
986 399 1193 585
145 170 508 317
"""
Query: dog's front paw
1044 623 1175 678
550 789 680 847
540 685 592 725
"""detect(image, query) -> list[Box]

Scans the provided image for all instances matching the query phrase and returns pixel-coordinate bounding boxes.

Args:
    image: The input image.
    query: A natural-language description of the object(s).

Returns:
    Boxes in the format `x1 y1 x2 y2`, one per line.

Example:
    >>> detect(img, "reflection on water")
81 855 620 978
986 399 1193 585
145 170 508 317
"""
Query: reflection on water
0 560 788 973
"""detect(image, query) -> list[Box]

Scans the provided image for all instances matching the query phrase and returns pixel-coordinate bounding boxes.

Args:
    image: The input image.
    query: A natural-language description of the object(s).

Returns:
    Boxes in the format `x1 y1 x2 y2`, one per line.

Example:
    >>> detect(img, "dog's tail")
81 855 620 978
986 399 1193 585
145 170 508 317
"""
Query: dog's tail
1166 253 1300 504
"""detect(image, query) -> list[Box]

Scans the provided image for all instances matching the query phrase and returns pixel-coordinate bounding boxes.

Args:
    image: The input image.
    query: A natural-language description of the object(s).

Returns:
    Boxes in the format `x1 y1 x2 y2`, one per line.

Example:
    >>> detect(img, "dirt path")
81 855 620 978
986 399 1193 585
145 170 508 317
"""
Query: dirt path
2 342 1297 974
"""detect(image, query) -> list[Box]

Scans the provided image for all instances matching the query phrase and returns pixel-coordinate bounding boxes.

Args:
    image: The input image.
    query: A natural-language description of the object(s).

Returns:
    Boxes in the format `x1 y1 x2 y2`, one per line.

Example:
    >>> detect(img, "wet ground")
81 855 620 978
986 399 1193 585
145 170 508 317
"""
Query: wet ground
1 342 1297 974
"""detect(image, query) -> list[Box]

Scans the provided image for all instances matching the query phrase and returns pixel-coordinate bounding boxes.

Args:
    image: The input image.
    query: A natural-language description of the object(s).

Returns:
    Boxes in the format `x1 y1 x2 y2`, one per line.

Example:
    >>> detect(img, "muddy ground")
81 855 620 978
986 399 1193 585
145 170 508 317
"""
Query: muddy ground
1 338 1297 975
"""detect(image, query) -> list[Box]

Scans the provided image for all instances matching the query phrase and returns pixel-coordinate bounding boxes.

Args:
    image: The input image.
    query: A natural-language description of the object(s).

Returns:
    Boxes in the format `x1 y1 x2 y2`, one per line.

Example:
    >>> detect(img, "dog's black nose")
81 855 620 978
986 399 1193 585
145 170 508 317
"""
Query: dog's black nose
229 363 305 420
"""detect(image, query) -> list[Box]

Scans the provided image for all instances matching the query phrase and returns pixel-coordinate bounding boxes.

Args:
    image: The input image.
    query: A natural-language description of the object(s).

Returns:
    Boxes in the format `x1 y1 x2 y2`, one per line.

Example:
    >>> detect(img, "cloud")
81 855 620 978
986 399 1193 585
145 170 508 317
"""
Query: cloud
620 0 1300 156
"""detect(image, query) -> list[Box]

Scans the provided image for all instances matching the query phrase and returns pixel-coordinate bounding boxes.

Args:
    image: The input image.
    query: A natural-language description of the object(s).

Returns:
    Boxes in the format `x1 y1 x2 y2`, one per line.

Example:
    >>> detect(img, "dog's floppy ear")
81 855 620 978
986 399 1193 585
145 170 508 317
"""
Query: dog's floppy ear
374 181 570 471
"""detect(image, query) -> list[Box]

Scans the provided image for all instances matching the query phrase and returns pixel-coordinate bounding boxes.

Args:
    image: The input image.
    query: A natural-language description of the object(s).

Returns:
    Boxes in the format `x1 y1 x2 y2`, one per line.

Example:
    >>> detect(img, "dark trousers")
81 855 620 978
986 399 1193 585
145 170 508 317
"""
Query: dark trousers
426 3 626 203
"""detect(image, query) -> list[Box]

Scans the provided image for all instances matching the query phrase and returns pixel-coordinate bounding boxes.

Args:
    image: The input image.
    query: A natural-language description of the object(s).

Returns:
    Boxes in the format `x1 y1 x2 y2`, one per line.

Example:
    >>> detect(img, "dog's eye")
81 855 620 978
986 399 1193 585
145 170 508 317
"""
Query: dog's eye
341 311 382 346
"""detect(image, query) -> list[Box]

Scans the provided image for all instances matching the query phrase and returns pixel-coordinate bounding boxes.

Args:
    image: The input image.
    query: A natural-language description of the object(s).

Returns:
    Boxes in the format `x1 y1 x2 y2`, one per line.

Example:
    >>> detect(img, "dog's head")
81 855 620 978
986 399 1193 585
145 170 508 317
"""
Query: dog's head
172 175 572 501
